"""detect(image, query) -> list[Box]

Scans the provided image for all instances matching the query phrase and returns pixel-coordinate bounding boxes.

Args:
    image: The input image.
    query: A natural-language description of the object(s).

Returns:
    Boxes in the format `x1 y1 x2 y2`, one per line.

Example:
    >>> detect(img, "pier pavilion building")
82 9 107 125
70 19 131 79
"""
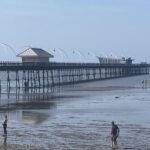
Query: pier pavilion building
97 57 125 64
97 56 133 65
17 47 54 63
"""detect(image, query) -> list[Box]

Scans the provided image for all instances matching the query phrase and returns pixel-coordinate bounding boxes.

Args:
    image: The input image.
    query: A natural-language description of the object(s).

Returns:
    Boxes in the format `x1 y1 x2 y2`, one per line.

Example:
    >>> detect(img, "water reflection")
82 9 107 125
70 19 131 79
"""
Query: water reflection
0 86 58 127
22 110 50 125
0 100 56 126
0 86 60 108
21 100 56 125
3 136 7 150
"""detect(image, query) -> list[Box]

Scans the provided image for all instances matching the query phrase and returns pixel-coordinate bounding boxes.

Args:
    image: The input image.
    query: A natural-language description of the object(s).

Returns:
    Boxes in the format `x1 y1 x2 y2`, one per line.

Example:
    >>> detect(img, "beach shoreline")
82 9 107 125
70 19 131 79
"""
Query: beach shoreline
0 75 150 149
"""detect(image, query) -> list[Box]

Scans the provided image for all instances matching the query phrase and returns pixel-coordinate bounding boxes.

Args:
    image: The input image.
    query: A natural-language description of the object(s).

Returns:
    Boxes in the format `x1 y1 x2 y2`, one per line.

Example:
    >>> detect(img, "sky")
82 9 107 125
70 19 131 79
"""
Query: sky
0 0 150 63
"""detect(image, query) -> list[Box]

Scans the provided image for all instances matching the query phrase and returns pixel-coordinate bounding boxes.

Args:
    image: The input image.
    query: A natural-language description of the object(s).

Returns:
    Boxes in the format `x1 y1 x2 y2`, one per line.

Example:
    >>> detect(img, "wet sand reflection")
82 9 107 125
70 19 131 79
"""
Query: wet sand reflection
0 75 150 149
22 110 51 125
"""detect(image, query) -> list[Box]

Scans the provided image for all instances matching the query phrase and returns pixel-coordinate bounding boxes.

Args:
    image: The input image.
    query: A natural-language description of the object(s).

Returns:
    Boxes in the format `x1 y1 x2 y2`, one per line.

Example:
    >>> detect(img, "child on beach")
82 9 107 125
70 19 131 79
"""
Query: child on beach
2 114 8 136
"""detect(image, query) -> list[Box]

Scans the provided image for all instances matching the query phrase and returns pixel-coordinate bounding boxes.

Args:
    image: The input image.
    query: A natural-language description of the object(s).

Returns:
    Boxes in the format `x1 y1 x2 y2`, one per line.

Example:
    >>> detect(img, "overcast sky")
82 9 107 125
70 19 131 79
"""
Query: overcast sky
0 0 150 62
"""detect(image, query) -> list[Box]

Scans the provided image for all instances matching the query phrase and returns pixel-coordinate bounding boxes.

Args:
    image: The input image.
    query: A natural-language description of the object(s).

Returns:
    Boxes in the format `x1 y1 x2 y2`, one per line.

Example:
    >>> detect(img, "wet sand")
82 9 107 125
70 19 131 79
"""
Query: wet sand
0 75 150 150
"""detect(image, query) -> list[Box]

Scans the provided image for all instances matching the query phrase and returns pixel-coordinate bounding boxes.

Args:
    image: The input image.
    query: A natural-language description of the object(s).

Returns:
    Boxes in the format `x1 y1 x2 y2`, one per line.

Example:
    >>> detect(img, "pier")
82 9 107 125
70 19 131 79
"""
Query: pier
0 62 149 91
0 47 148 92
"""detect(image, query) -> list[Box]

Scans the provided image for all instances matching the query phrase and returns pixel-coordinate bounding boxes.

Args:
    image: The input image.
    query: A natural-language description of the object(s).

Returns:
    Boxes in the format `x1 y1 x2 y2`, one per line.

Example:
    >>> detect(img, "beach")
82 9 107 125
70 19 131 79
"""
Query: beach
0 75 150 149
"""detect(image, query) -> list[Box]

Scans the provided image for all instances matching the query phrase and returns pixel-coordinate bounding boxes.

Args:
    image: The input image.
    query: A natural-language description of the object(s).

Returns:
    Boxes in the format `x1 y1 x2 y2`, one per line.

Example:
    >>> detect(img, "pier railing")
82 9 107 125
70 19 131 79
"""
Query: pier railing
0 61 149 68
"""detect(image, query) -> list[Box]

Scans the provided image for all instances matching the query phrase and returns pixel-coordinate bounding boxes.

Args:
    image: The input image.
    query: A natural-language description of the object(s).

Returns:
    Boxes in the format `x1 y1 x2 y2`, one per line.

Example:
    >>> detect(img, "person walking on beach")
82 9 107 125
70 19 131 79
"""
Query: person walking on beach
142 80 148 88
2 114 8 136
111 121 119 149
142 80 144 88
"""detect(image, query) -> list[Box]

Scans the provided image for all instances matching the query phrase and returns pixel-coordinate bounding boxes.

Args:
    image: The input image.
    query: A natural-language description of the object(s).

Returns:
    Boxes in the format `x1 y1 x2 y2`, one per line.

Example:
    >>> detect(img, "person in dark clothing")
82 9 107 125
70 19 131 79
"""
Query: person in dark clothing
111 121 119 148
2 115 8 136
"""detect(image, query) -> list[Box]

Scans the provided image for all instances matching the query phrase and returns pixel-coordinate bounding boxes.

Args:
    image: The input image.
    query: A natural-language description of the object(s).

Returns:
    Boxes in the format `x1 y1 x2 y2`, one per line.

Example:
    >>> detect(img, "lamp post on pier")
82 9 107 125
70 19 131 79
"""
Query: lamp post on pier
0 43 16 61
72 50 86 63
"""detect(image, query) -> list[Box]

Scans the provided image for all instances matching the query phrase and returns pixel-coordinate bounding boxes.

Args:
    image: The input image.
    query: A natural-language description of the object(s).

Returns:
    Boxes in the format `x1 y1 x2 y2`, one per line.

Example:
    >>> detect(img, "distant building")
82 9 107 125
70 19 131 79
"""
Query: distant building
17 48 54 63
125 57 133 65
97 56 133 65
97 57 125 64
